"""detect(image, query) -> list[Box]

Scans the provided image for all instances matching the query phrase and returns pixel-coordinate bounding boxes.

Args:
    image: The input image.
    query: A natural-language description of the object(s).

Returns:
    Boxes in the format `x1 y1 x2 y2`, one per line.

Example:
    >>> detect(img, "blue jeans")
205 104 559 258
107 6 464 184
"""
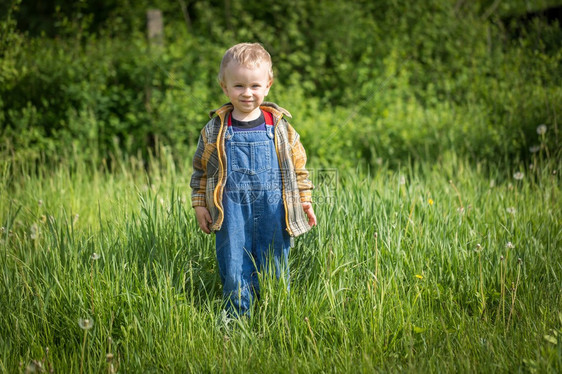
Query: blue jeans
215 124 291 316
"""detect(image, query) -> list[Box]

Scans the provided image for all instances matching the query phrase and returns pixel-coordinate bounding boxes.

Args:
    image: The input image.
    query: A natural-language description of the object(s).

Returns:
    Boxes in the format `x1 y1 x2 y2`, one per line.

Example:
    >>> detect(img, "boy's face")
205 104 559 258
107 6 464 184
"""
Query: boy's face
221 61 272 121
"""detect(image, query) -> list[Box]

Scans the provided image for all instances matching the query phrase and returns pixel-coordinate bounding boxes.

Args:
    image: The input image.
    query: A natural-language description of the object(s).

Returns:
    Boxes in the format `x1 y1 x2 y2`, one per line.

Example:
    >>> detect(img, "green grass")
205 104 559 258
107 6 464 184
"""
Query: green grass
1 147 561 373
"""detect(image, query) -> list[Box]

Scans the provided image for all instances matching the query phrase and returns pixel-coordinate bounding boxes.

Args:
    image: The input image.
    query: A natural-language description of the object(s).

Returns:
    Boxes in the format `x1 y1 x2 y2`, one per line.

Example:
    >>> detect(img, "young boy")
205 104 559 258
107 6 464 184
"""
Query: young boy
190 43 317 316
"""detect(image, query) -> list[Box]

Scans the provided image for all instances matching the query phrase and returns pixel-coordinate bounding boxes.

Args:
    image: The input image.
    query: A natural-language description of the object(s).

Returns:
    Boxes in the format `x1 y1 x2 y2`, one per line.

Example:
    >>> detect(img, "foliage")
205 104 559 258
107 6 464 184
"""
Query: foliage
1 0 561 167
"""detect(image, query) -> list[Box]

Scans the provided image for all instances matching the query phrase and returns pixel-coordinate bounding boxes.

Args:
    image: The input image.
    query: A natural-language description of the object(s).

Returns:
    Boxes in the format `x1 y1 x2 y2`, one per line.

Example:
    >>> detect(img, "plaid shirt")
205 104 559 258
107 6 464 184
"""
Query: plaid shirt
190 102 314 237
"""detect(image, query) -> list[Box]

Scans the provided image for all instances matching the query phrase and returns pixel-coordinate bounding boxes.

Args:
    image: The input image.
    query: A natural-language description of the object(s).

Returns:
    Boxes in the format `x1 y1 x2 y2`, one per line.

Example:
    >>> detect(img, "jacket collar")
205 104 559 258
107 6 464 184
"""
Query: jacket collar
209 102 292 122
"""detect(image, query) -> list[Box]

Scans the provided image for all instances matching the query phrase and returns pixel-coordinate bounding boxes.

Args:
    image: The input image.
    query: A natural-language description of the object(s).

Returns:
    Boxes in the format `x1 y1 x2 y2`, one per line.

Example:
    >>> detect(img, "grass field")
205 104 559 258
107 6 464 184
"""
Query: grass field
1 146 561 373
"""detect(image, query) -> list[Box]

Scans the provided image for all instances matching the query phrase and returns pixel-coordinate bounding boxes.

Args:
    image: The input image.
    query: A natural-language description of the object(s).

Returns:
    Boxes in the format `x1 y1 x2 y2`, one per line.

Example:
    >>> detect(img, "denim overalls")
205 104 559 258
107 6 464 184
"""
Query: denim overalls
215 111 292 316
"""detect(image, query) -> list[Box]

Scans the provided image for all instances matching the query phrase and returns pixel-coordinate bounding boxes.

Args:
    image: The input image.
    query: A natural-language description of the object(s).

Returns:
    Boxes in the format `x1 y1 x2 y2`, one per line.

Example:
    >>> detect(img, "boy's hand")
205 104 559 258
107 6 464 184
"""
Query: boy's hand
302 202 317 227
194 206 213 234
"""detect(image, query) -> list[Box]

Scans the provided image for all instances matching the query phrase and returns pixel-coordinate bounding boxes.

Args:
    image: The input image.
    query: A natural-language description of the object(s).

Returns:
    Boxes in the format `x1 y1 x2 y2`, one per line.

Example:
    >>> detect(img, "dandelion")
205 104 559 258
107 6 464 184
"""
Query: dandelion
506 242 514 249
25 360 43 373
106 353 115 373
30 224 39 240
89 253 100 314
536 124 547 135
415 274 423 279
78 318 94 330
513 172 524 180
79 318 93 374
506 207 516 215
476 243 486 319
106 337 116 373
529 145 540 153
428 198 434 206
38 200 43 207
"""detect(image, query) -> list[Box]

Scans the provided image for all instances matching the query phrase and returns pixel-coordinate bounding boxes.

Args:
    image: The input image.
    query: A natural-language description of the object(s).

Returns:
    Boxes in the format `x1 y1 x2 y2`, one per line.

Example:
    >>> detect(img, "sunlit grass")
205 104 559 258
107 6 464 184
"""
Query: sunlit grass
1 147 560 372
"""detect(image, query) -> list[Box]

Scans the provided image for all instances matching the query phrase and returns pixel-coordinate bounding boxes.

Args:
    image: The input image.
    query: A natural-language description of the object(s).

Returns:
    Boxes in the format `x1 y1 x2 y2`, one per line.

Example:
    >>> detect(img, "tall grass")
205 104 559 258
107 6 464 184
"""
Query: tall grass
1 145 560 372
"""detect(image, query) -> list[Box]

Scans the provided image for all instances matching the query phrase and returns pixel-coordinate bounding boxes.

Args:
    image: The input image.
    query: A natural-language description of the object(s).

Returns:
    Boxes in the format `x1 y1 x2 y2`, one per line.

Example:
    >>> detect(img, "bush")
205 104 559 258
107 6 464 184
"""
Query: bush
1 0 560 167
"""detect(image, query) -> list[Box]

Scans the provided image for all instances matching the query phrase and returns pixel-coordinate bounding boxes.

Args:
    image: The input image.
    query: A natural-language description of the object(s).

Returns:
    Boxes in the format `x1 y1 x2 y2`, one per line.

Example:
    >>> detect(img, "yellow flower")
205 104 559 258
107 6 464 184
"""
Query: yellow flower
415 274 423 279
428 198 434 206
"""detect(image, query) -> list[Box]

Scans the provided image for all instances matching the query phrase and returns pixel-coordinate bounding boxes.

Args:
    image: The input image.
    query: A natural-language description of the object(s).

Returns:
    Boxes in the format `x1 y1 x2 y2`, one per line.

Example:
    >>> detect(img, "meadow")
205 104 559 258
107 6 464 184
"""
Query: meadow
1 141 560 373
2 0 562 372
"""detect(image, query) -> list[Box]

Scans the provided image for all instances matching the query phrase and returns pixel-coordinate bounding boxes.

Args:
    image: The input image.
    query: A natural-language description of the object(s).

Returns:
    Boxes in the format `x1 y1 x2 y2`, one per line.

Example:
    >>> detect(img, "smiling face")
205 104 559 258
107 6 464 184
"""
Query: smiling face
220 61 272 121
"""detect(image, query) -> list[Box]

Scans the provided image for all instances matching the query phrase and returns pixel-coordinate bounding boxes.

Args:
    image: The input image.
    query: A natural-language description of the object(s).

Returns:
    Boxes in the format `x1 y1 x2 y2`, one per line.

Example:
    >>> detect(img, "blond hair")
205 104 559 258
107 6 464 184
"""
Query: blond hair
218 43 274 84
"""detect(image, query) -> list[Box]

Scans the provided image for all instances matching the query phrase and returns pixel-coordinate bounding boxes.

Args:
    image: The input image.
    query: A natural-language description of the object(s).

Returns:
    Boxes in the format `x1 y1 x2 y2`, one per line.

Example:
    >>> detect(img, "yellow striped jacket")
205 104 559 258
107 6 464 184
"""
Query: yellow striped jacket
190 102 313 237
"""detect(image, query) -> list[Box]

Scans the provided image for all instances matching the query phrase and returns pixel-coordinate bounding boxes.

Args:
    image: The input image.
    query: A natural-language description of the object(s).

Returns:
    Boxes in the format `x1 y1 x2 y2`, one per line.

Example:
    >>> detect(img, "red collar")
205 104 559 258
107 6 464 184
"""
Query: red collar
227 110 274 126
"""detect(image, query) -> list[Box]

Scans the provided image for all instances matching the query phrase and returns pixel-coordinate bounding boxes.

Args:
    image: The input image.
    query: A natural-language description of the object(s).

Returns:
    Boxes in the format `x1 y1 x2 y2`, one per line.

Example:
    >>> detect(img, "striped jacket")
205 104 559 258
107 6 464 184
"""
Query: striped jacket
190 102 314 237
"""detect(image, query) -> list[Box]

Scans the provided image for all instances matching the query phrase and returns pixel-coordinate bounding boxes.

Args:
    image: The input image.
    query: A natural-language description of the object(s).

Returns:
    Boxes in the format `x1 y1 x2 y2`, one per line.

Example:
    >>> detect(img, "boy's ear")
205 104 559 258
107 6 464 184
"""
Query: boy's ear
265 79 273 96
220 81 228 96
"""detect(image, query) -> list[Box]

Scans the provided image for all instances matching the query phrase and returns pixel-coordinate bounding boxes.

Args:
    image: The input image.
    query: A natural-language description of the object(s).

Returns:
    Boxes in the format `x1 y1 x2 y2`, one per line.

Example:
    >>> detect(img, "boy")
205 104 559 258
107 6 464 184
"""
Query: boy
190 43 317 316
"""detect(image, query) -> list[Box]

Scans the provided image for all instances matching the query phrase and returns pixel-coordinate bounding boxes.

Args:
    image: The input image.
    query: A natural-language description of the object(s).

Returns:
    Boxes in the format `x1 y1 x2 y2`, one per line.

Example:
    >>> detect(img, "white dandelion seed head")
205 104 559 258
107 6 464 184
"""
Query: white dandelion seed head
38 200 43 206
536 124 547 135
506 207 516 214
91 252 100 261
529 145 540 153
513 172 524 180
25 360 43 373
30 223 39 240
78 318 94 330
506 242 515 249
